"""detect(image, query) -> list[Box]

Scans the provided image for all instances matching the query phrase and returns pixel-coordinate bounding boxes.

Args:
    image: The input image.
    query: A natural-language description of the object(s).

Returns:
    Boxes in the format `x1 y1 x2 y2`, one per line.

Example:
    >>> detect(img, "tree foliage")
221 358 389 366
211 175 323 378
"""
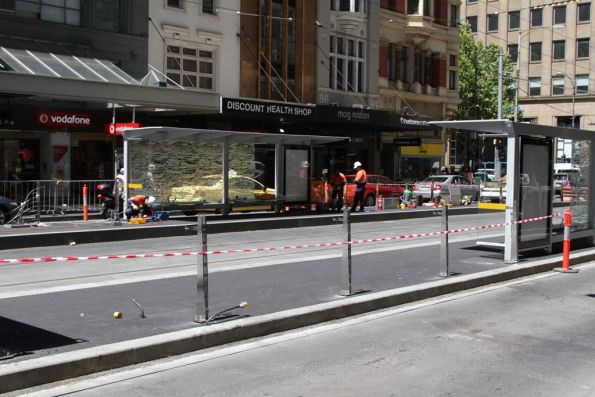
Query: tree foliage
452 23 516 120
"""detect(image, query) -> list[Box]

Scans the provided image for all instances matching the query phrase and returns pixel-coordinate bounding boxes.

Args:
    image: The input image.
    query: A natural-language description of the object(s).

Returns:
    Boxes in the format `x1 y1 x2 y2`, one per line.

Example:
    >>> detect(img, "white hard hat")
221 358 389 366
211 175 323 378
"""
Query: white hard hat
353 161 362 169
146 196 156 206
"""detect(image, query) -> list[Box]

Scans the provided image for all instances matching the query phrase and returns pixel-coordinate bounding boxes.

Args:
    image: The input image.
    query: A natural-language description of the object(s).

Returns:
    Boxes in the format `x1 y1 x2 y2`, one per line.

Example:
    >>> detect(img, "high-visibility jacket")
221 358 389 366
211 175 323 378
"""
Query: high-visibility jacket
330 172 346 187
354 169 367 184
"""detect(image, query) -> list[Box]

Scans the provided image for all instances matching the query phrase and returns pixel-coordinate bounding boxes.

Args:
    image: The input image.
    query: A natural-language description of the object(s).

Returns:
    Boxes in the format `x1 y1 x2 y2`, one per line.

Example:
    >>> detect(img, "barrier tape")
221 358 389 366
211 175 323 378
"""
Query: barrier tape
0 213 560 264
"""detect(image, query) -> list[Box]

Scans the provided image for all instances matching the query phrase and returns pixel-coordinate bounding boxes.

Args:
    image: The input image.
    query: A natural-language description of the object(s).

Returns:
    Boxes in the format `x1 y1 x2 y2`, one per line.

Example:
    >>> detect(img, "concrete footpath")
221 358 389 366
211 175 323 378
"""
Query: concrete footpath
1 233 593 394
0 206 479 249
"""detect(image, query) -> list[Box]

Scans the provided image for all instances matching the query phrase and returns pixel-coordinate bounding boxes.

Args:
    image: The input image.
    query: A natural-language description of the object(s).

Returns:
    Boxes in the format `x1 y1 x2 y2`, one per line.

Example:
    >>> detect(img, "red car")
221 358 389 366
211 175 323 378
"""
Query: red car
344 174 404 207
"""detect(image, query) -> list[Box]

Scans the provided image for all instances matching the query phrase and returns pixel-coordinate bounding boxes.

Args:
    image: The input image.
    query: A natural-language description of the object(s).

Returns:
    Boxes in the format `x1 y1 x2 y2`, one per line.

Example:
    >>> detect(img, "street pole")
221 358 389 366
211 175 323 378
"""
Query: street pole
497 49 503 119
514 32 520 122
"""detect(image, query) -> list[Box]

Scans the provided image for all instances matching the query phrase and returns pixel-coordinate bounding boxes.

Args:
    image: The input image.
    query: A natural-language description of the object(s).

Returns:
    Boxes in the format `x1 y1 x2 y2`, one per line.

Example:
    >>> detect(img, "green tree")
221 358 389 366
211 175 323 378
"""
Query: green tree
452 23 516 120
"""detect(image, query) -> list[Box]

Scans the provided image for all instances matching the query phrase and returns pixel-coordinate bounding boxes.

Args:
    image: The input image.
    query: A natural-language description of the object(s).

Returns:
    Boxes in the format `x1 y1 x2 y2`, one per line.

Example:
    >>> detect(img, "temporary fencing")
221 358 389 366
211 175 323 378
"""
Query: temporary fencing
0 212 560 265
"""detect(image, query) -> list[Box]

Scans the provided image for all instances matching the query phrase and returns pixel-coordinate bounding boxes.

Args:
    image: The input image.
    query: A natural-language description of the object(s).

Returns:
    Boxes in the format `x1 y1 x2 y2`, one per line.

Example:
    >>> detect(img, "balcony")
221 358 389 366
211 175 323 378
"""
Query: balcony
336 11 365 33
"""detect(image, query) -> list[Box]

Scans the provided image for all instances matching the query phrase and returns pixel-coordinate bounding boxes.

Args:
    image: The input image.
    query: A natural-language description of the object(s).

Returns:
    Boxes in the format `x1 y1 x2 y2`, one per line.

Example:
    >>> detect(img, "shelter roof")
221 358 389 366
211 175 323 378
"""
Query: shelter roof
123 126 350 145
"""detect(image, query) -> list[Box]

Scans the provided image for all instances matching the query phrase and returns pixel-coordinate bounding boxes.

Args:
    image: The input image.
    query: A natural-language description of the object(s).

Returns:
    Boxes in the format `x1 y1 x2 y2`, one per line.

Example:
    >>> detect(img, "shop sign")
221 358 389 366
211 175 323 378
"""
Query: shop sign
104 122 141 135
221 97 314 118
398 117 431 128
0 111 14 128
400 143 443 157
393 138 421 146
36 111 92 127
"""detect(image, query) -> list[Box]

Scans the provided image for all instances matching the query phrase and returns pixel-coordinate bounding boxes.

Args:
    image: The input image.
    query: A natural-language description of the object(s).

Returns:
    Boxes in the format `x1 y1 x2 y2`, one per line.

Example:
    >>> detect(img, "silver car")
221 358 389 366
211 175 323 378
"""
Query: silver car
413 175 480 202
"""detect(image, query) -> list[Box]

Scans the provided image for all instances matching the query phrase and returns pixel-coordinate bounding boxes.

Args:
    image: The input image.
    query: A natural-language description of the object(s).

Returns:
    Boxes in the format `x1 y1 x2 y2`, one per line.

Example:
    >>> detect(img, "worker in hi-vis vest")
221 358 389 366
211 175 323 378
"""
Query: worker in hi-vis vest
350 161 367 212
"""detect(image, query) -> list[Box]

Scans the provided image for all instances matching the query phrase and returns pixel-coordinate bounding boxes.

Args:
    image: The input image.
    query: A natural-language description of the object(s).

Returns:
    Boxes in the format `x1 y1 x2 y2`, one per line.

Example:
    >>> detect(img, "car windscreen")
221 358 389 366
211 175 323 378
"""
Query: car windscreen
423 177 449 183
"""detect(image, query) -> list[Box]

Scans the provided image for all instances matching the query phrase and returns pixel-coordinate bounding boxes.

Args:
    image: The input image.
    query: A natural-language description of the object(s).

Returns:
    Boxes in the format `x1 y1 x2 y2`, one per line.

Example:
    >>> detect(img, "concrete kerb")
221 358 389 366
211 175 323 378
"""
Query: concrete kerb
1 247 594 394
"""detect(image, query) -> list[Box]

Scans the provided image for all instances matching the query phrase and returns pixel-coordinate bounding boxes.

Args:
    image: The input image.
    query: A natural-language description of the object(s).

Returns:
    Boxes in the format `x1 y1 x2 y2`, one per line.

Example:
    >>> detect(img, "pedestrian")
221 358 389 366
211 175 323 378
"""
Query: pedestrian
350 161 367 212
466 168 475 184
328 168 346 212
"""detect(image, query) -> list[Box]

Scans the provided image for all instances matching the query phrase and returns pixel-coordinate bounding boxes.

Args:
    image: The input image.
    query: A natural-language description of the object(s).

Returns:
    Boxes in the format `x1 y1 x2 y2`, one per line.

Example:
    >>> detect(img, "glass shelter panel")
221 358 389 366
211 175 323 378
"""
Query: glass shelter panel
518 137 553 249
227 143 276 208
569 139 591 231
128 139 223 209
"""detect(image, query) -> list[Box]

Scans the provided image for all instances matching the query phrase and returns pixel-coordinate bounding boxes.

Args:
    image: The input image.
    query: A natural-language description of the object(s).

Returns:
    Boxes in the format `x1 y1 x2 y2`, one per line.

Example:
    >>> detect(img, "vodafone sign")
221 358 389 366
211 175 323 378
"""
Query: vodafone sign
37 112 92 127
104 122 141 135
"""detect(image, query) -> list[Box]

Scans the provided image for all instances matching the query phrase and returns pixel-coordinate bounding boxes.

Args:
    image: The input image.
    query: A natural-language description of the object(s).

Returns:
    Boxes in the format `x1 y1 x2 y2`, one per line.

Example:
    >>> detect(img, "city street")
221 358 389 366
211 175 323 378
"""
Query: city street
0 211 515 297
21 261 595 397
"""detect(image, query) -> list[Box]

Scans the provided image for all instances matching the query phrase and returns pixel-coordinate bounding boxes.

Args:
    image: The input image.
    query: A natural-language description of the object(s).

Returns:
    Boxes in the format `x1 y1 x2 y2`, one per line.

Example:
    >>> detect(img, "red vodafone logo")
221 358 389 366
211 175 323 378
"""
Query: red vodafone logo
36 111 92 127
104 122 140 135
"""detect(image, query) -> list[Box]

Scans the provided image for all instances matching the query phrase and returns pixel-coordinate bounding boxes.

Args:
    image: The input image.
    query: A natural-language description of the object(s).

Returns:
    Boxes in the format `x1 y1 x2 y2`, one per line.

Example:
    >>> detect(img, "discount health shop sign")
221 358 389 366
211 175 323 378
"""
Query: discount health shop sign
221 97 314 118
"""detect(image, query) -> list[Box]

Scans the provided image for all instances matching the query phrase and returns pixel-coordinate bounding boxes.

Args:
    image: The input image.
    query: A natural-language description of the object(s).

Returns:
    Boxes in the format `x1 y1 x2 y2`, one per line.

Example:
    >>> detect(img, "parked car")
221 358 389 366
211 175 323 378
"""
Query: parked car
414 175 479 202
0 195 19 224
553 170 580 196
344 174 404 207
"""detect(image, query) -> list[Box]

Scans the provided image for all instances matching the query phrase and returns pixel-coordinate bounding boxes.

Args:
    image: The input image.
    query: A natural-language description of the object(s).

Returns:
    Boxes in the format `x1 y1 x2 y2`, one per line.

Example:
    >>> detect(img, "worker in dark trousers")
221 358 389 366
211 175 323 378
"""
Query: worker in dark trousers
329 168 346 212
350 161 367 212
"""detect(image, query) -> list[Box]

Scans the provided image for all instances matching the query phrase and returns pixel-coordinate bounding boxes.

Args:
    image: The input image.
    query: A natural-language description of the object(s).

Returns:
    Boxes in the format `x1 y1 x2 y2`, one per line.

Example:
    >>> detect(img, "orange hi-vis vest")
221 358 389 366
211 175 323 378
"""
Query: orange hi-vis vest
330 172 346 186
354 169 367 184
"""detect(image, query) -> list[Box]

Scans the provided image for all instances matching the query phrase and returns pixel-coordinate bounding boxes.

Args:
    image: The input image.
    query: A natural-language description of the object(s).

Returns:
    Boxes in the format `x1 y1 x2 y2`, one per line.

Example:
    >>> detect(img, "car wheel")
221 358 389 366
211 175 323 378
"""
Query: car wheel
0 209 7 225
182 210 198 216
365 194 375 207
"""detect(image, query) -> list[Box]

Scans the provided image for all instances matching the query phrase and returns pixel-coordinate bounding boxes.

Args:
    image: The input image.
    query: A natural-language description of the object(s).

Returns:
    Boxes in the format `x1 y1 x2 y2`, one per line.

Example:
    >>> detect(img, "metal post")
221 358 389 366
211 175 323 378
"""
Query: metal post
504 132 519 263
497 49 503 119
222 138 229 216
340 207 352 296
440 205 449 277
36 181 41 224
195 215 209 322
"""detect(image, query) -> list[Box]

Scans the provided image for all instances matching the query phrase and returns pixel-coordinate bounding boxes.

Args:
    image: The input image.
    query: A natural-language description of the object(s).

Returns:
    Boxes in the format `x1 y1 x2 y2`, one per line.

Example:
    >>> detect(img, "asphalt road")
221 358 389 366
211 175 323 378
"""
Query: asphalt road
21 261 595 397
0 211 516 297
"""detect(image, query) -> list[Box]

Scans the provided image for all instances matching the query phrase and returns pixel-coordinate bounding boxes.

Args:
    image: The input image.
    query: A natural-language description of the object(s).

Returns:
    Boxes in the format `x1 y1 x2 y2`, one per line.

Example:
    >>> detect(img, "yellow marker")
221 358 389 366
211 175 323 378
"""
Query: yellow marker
113 311 123 319
128 183 143 189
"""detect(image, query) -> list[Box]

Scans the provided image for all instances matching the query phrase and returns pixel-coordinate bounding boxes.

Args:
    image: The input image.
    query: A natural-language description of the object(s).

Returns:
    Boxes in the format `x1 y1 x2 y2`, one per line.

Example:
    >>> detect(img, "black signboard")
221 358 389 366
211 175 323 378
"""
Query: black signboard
393 137 421 146
221 97 314 118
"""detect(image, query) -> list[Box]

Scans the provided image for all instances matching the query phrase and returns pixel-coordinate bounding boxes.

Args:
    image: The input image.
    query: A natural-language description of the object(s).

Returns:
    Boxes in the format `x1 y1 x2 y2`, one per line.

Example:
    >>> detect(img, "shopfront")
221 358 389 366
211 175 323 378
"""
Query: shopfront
219 97 439 182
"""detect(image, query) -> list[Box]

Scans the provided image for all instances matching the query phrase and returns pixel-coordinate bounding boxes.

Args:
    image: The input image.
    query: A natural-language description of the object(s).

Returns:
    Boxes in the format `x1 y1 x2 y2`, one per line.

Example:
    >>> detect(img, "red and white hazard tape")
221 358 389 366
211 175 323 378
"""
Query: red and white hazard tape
0 213 560 264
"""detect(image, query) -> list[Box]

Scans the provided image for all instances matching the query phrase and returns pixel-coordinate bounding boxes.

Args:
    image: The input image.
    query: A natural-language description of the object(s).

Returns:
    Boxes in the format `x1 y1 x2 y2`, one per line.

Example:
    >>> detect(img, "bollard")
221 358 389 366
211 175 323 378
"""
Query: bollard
377 195 383 211
439 205 449 277
195 215 210 322
340 207 352 296
82 184 88 222
554 209 579 273
36 181 41 224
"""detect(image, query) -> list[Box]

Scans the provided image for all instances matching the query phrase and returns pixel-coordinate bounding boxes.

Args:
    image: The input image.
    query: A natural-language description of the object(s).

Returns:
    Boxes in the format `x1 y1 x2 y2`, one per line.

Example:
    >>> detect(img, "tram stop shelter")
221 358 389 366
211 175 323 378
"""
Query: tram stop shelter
430 120 595 263
121 126 349 216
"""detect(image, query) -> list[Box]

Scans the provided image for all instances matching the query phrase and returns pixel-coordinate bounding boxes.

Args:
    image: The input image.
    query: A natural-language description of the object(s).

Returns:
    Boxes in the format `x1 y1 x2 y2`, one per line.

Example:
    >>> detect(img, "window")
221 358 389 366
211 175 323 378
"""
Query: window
339 0 365 12
449 54 457 67
329 34 365 92
450 4 459 27
468 0 477 3
407 0 419 14
18 0 82 26
167 45 215 90
557 116 579 129
508 44 518 63
449 70 457 90
530 42 542 62
167 0 182 8
531 8 542 26
508 11 520 29
577 38 590 58
487 13 498 31
0 0 15 13
397 46 407 81
467 16 477 32
552 76 564 95
202 0 216 14
576 74 589 94
93 0 118 32
553 5 566 25
529 77 541 96
553 40 565 60
577 3 590 22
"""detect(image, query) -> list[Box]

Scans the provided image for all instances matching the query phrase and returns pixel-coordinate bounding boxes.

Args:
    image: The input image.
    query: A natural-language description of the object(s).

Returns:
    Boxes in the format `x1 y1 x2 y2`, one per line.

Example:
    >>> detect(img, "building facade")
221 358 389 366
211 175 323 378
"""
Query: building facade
461 0 594 162
377 0 461 179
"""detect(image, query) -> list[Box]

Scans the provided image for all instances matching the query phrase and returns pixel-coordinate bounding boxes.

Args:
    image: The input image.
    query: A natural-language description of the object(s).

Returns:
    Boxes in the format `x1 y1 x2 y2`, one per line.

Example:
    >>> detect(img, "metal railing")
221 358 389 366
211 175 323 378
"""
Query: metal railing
0 180 111 214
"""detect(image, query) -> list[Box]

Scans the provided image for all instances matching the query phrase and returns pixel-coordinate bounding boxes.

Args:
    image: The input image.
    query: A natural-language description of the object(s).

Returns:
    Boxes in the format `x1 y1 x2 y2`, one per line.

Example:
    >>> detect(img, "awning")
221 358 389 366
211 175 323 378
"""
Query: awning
0 35 220 111
429 120 595 141
123 126 350 145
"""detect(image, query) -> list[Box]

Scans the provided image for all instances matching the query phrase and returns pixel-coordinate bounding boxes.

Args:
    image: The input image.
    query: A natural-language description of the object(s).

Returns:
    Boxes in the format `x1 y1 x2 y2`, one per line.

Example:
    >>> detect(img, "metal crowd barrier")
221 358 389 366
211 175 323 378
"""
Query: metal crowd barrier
0 179 111 214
